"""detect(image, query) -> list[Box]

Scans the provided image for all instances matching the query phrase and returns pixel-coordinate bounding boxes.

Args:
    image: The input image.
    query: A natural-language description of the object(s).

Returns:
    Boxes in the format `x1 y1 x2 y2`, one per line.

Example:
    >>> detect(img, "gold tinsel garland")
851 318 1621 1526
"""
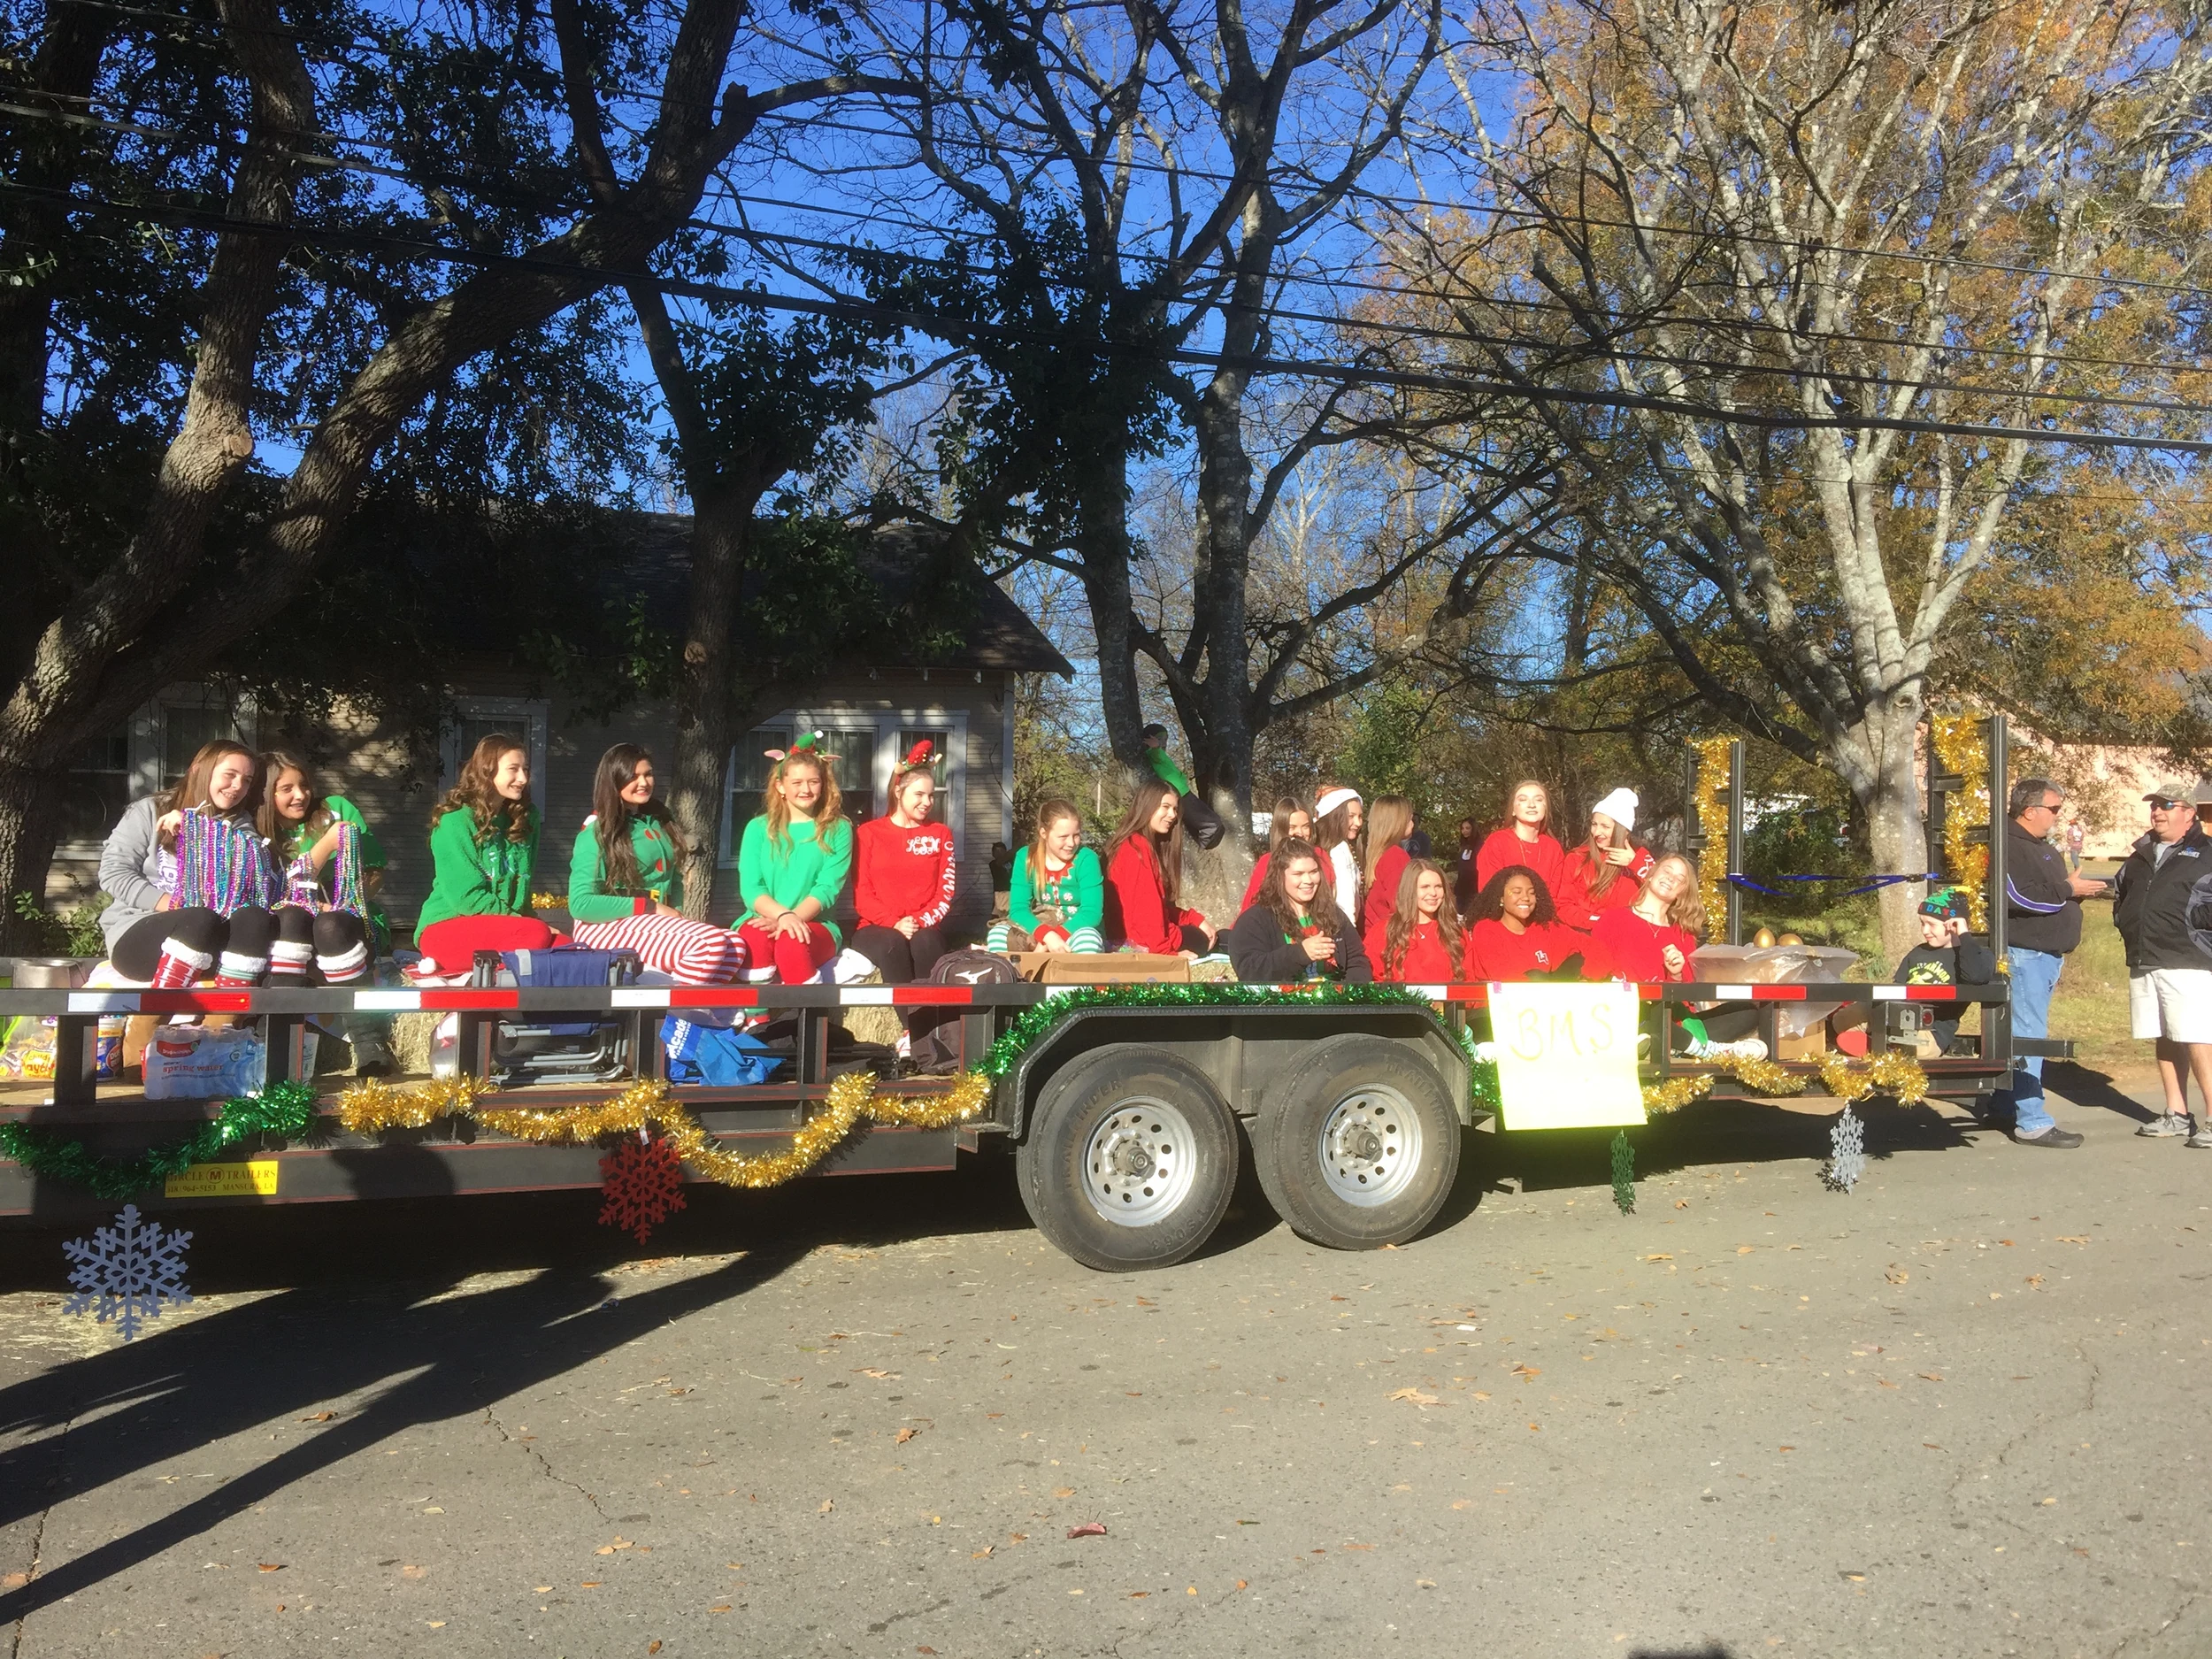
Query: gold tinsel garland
1928 715 1991 932
1690 736 1734 934
334 1071 994 1189
1640 1050 1930 1116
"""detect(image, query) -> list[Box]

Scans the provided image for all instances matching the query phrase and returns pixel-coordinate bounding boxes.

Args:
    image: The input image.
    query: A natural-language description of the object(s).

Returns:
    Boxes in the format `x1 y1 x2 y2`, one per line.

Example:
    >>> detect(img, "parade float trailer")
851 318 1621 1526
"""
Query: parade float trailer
0 720 2050 1272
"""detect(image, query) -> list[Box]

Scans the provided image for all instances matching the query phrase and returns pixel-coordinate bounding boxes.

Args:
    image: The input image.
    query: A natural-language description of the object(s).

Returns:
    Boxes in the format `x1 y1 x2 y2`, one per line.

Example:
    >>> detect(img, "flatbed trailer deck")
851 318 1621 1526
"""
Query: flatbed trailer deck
0 977 2025 1269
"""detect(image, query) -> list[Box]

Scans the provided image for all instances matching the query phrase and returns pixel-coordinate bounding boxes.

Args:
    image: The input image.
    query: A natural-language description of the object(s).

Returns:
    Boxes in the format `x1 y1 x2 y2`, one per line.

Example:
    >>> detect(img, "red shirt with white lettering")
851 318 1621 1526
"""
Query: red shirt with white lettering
1463 918 1600 982
853 815 956 930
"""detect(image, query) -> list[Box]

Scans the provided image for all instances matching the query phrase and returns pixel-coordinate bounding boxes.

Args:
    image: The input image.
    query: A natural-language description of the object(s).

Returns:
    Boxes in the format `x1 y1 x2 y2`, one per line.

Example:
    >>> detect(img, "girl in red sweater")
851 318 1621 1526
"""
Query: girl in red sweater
1359 794 1417 938
1241 796 1313 911
1103 778 1215 956
1588 854 1702 982
1474 780 1566 897
1463 865 1600 981
850 741 956 986
1555 786 1655 929
1366 857 1463 983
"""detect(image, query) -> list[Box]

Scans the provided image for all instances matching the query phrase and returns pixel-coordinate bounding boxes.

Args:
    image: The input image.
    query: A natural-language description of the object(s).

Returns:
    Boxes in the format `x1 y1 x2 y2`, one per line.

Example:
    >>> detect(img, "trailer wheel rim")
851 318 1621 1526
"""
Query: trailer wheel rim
1317 1085 1422 1207
1083 1096 1198 1228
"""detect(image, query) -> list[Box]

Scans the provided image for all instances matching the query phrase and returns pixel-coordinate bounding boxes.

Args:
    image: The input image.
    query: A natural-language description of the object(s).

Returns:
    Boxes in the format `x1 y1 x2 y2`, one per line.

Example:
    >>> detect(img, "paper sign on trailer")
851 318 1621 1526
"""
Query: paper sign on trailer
1489 981 1647 1130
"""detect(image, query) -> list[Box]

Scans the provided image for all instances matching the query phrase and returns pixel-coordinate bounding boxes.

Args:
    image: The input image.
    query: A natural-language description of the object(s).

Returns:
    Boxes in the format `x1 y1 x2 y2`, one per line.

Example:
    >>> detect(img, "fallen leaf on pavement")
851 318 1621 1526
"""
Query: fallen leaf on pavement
649 1643 662 1654
1342 1543 1375 1551
857 1368 898 1379
300 1411 334 1423
1235 1580 1248 1590
818 1500 834 1513
257 1563 284 1572
2055 1236 2091 1244
400 1565 426 1579
1473 1391 1491 1401
895 1427 918 1444
708 1603 731 1613
1067 1523 1108 1539
1646 1253 1673 1261
1917 1372 1944 1383
533 1586 552 1594
1387 1387 1439 1407
1885 1266 1909 1285
1010 1532 1027 1543
972 1547 993 1559
1736 1246 1755 1255
1053 1486 1075 1498
1511 1364 1541 1382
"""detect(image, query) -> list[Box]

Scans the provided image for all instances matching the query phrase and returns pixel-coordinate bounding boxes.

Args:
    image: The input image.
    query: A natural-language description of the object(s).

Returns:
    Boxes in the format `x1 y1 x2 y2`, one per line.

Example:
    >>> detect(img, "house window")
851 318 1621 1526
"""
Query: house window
440 699 549 805
58 687 254 853
722 711 968 864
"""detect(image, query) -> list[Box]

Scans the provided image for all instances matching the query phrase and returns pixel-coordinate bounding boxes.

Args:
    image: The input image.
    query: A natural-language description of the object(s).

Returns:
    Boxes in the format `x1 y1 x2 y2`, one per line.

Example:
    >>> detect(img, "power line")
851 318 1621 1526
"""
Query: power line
44 0 2212 309
11 177 2212 458
11 96 2210 420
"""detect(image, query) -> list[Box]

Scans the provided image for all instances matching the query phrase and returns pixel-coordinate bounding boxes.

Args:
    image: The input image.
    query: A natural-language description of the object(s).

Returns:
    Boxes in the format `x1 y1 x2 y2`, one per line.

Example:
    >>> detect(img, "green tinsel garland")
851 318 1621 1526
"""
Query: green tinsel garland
1610 1130 1636 1214
0 1080 316 1202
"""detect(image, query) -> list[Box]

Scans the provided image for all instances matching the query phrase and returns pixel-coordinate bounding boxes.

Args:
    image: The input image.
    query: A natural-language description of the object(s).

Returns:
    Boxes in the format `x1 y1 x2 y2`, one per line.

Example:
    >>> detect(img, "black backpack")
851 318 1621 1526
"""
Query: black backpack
910 949 1023 1073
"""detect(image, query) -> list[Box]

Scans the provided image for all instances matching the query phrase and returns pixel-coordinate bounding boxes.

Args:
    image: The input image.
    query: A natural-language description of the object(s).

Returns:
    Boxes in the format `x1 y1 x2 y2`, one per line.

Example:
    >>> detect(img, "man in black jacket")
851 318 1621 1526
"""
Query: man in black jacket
2113 787 2212 1148
2001 779 2106 1147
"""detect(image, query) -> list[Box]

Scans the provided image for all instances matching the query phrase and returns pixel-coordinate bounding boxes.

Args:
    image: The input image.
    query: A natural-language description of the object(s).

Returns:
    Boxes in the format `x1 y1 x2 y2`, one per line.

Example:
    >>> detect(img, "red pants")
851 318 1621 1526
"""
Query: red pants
736 919 838 984
416 914 559 974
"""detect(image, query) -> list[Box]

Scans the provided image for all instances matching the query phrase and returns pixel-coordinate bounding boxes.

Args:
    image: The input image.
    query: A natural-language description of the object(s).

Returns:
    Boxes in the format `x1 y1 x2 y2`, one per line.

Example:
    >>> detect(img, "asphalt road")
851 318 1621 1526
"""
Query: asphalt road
3 1069 2208 1659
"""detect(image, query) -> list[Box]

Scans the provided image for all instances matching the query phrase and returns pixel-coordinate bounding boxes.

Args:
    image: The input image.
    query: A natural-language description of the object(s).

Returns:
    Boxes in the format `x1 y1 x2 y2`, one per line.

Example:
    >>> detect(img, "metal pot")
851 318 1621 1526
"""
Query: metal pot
11 957 95 988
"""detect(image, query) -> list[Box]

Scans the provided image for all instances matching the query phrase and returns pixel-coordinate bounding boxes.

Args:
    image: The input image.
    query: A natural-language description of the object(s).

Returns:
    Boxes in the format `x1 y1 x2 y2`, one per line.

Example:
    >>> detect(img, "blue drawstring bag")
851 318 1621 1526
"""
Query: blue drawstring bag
660 1017 777 1087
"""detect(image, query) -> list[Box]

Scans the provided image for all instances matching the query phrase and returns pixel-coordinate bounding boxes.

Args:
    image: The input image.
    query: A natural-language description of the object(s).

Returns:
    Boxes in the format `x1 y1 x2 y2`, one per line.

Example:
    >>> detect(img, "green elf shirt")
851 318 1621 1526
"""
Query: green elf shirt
736 813 854 943
568 813 685 922
278 794 390 953
1010 844 1104 936
419 803 539 931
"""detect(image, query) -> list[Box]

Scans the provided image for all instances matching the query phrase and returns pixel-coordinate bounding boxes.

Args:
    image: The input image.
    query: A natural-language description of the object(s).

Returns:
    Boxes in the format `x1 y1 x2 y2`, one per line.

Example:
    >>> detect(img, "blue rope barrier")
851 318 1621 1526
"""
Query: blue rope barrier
1726 872 1945 899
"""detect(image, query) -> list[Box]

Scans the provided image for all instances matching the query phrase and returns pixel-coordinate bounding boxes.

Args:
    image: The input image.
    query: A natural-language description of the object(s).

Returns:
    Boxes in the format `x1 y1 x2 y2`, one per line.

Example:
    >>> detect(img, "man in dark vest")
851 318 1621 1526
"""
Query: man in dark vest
2113 785 2212 1148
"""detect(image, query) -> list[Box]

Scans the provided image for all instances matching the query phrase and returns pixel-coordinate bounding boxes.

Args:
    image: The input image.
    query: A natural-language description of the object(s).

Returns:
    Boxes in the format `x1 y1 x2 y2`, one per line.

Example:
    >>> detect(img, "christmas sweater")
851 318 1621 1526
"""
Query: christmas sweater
1362 842 1413 937
568 812 685 922
1465 918 1599 982
1010 844 1104 940
1475 826 1567 898
736 813 854 944
1555 843 1655 929
419 804 540 930
1103 835 1204 954
854 814 956 930
1365 916 1458 984
1588 907 1694 983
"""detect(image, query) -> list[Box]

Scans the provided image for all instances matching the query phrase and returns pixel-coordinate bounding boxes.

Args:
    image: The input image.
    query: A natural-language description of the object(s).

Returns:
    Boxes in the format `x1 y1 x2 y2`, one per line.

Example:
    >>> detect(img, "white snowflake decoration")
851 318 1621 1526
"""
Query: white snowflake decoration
62 1204 193 1340
1823 1107 1868 1194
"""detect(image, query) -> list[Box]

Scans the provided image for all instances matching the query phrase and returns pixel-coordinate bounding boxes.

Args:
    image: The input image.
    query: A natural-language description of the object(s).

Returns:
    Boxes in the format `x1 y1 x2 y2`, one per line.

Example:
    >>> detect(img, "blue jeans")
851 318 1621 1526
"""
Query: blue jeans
2001 947 2062 1138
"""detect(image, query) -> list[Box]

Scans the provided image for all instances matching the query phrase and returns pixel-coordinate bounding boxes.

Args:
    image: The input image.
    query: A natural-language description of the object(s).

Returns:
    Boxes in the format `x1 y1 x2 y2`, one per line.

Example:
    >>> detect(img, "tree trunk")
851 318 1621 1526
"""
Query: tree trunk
668 489 751 918
1190 360 1257 820
1848 693 1930 970
0 764 65 952
1076 464 1148 770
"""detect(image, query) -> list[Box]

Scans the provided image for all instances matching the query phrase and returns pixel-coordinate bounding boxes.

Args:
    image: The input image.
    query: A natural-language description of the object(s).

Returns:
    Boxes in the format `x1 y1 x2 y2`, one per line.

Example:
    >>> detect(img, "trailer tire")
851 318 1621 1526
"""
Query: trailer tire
1253 1033 1461 1250
1016 1045 1238 1272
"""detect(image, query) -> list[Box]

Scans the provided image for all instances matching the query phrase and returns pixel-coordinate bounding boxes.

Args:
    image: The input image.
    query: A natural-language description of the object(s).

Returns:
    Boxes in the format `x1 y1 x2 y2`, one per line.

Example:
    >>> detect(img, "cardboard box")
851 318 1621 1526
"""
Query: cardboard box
1775 1022 1828 1062
1015 952 1192 985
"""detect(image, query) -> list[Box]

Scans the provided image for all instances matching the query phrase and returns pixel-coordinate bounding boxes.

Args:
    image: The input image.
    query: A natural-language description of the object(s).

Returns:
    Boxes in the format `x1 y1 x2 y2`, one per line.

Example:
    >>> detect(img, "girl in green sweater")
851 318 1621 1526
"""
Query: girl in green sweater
414 733 556 975
736 733 853 983
568 743 744 986
987 797 1104 954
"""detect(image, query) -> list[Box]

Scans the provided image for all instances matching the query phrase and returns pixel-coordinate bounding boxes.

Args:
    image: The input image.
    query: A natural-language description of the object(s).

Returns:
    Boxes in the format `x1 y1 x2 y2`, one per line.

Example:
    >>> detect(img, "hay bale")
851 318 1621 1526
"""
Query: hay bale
1190 956 1238 983
835 968 906 1047
389 1010 442 1076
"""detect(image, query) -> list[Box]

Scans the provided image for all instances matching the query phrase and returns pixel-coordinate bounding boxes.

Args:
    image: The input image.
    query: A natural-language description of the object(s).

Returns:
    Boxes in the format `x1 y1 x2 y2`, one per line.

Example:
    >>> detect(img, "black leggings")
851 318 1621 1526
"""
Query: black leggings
850 924 948 985
112 905 365 984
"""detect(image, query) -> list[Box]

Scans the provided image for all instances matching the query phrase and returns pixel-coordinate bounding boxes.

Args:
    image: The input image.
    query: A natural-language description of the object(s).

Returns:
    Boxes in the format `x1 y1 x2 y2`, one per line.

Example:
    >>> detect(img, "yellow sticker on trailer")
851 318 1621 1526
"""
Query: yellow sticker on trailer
1490 982 1647 1130
163 1160 279 1198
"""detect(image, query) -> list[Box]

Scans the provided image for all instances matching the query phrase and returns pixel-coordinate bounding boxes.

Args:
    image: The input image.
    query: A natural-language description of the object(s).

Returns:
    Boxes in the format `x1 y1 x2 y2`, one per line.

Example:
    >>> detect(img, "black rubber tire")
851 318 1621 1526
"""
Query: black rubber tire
1252 1032 1462 1250
1015 1044 1239 1272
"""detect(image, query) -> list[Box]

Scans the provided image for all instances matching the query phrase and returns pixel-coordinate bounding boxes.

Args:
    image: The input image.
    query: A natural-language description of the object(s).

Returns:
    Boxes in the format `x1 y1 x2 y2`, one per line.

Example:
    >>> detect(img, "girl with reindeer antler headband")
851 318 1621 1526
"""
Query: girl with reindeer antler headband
850 739 956 989
735 732 854 984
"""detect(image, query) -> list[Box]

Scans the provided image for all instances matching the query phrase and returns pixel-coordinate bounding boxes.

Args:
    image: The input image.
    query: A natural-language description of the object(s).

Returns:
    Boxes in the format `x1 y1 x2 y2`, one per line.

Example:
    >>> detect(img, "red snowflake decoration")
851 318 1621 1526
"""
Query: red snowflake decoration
598 1133 687 1245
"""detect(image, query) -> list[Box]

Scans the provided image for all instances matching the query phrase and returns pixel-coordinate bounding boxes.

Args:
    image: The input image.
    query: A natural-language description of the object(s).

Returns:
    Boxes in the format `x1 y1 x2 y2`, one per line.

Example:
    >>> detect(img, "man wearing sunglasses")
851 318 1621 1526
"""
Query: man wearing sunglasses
2113 787 2212 1148
2001 779 2108 1147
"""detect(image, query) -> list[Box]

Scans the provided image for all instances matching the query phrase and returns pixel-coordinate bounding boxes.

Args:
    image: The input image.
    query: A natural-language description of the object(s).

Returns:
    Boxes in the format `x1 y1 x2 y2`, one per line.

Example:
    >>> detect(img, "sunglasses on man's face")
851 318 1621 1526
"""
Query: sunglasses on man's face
2151 798 2190 810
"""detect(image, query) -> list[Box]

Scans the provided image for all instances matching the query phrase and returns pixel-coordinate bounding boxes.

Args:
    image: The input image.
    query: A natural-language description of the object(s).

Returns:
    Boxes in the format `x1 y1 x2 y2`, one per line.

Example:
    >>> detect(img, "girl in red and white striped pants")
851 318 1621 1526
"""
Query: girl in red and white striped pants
566 745 747 987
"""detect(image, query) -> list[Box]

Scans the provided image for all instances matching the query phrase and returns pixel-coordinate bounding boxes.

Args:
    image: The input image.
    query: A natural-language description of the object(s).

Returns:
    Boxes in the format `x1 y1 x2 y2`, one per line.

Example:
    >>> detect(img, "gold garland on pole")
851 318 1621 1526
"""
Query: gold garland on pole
1928 715 1991 932
334 1071 994 1189
1690 736 1734 933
